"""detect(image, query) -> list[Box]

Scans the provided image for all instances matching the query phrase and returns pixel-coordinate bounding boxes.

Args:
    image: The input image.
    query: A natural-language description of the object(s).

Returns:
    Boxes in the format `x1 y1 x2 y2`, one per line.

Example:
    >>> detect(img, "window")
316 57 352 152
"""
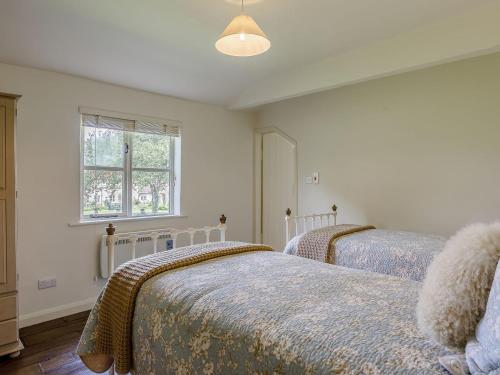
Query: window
80 110 180 219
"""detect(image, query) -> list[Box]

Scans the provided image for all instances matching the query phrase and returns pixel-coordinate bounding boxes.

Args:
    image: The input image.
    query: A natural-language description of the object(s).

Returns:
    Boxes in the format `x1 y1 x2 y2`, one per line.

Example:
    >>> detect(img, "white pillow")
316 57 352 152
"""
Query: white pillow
416 223 500 348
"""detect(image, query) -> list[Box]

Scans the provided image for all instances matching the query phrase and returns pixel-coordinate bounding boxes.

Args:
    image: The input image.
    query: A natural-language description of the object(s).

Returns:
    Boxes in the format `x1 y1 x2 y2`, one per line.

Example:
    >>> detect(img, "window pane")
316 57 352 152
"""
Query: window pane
83 127 124 168
83 170 124 216
131 133 170 169
132 171 170 215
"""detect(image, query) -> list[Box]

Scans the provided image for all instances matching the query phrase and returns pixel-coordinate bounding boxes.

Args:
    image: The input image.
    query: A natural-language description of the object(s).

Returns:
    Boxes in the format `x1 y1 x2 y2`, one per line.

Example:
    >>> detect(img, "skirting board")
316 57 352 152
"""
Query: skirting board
19 297 96 328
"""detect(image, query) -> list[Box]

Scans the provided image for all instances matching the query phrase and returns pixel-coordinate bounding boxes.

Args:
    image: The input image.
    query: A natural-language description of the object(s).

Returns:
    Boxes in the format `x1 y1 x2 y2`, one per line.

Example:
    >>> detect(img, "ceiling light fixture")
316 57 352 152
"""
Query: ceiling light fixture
215 0 271 57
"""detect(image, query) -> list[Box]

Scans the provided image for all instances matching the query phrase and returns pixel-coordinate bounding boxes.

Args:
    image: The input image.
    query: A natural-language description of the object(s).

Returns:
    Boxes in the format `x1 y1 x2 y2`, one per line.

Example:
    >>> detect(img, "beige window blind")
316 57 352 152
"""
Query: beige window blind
81 113 180 137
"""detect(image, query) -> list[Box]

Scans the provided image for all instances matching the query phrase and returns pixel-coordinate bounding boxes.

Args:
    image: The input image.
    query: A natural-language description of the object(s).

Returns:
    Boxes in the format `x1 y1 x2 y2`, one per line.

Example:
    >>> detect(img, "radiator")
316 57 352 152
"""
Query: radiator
99 233 173 278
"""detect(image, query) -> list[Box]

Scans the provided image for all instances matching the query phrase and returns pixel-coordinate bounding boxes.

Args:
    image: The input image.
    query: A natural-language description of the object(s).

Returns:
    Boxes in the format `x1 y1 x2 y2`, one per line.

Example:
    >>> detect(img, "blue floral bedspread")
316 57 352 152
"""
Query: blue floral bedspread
285 229 446 281
78 250 454 374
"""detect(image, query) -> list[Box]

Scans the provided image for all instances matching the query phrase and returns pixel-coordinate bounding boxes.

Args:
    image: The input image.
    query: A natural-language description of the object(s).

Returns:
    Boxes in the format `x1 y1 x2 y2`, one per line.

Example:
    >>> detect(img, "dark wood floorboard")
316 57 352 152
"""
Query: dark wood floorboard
0 311 98 375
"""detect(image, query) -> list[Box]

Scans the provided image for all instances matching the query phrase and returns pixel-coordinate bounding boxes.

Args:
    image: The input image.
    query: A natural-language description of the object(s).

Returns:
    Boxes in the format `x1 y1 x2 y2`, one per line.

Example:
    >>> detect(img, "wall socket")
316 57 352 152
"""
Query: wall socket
38 277 57 290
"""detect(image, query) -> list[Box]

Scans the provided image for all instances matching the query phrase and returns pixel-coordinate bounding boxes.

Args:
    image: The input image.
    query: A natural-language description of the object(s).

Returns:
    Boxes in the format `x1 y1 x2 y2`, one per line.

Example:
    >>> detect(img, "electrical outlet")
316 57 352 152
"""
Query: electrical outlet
38 277 56 290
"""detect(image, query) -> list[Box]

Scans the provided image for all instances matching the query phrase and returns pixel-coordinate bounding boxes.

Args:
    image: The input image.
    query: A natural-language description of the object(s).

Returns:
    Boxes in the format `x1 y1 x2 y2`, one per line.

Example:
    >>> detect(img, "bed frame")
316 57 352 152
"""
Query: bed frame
285 205 337 243
103 214 227 278
103 214 228 375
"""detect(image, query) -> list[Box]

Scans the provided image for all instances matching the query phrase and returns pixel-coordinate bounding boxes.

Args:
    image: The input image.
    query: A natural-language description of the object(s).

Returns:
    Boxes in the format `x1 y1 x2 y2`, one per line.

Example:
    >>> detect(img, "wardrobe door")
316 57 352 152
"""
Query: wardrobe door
0 95 21 355
0 96 15 295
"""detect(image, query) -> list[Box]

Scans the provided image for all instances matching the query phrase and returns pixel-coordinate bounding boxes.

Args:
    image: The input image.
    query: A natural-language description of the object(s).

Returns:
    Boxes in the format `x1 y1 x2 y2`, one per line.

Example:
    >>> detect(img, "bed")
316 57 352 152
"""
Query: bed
284 207 446 281
77 217 455 374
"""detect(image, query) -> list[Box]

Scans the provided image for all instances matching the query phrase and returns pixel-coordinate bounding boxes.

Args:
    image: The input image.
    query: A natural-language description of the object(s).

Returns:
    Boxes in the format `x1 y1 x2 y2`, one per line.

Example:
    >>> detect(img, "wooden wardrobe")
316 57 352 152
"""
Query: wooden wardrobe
0 93 22 358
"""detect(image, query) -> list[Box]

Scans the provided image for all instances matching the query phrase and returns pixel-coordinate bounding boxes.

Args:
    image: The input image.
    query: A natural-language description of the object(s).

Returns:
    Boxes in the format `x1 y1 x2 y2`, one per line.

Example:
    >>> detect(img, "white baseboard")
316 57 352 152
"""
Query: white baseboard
19 297 97 328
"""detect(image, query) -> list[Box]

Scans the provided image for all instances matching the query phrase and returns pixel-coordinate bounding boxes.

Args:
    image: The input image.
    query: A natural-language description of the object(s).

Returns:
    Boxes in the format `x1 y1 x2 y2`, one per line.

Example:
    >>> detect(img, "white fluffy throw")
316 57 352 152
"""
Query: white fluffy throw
416 222 500 348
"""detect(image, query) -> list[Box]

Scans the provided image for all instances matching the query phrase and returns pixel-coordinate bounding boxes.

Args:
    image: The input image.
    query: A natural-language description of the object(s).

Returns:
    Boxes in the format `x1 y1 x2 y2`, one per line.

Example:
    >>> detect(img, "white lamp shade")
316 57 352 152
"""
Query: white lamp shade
215 14 271 57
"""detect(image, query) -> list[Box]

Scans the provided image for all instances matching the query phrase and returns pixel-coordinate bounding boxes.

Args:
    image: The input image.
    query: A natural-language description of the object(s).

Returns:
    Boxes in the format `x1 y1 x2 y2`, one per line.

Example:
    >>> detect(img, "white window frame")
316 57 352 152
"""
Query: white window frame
124 132 176 217
79 108 181 221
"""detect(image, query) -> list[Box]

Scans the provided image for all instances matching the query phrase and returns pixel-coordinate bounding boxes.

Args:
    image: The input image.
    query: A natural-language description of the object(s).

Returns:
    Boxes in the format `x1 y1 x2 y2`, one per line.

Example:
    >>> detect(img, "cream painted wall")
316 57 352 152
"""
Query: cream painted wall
0 62 255 324
233 1 500 109
257 52 500 237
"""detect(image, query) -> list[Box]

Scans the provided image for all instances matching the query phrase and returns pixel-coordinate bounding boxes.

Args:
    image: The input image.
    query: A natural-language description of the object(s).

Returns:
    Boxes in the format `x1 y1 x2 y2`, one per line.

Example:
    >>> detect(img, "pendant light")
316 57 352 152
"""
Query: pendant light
215 0 271 57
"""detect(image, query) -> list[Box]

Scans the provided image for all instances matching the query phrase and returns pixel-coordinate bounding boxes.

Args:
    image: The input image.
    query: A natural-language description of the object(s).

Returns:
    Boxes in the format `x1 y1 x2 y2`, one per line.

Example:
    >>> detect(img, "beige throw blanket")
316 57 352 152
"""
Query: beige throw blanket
80 242 273 374
297 224 376 263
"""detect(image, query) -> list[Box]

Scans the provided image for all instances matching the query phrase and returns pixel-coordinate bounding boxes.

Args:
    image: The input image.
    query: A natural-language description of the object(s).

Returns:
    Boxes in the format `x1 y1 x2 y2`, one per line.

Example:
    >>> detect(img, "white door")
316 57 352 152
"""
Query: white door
261 131 297 251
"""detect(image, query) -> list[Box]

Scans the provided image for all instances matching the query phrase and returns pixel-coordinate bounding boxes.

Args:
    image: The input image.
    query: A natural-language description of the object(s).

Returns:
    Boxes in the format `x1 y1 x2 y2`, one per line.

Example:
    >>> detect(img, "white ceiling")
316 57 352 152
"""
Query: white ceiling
0 0 496 108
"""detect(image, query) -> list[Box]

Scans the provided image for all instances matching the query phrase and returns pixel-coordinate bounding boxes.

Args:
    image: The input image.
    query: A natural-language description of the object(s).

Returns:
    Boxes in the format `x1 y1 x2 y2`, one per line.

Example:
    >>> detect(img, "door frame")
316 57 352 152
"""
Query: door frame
254 127 298 244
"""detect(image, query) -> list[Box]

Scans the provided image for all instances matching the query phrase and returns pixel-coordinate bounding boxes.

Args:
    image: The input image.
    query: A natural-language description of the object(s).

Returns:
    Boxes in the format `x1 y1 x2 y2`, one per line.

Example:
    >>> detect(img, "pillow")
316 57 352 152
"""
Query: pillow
465 260 500 374
416 222 500 348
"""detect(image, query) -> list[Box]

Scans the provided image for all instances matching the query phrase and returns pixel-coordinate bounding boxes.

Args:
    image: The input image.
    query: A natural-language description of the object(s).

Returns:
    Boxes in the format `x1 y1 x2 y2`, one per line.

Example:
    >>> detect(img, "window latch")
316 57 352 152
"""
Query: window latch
124 143 129 154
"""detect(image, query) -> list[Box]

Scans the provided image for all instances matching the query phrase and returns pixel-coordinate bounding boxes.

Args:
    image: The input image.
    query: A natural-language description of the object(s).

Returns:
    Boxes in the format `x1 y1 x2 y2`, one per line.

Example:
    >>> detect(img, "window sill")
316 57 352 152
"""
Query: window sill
68 214 187 227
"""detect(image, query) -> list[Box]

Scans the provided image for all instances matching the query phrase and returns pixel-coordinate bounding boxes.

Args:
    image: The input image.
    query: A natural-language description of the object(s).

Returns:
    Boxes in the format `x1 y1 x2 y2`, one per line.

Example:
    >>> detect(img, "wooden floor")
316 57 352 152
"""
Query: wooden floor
0 311 97 375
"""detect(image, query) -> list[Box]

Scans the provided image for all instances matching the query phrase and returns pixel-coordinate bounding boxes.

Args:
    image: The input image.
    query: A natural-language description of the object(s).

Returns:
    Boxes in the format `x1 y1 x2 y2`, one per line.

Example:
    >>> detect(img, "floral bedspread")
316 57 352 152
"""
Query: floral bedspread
285 228 446 281
78 250 454 374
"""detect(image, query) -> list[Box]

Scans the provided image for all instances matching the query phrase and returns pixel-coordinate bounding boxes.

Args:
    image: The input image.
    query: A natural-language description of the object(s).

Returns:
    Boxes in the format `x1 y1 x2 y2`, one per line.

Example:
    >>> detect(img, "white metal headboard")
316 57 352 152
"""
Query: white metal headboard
101 214 227 278
285 205 337 243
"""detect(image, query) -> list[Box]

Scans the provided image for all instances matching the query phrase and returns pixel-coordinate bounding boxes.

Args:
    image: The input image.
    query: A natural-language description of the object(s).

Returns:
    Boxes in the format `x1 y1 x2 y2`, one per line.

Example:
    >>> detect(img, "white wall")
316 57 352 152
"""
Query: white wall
233 1 500 109
257 52 500 237
0 62 255 325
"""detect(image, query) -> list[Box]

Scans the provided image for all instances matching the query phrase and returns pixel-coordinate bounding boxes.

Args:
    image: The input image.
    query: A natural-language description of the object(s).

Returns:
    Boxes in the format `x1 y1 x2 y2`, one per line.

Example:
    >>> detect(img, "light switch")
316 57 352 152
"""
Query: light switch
312 172 319 184
305 176 313 184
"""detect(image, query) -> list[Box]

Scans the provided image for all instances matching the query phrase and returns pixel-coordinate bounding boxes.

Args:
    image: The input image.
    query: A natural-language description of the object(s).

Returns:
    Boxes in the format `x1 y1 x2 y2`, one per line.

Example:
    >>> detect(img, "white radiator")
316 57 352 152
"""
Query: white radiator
100 233 173 278
99 215 228 278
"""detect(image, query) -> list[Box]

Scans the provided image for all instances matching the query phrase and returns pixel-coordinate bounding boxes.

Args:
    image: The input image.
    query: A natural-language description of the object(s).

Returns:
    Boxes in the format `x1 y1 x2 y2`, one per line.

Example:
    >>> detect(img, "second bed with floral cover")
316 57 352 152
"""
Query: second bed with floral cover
284 226 446 281
78 243 455 374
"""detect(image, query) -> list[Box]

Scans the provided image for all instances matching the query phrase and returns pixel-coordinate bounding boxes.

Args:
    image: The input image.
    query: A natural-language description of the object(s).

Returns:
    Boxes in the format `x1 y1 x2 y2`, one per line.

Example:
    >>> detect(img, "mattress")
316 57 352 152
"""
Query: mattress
285 228 446 281
78 249 454 374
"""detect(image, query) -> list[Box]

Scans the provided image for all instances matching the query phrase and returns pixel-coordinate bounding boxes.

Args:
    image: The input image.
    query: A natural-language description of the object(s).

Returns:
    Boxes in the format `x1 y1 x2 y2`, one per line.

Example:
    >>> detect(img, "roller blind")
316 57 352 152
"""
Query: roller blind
81 113 180 137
